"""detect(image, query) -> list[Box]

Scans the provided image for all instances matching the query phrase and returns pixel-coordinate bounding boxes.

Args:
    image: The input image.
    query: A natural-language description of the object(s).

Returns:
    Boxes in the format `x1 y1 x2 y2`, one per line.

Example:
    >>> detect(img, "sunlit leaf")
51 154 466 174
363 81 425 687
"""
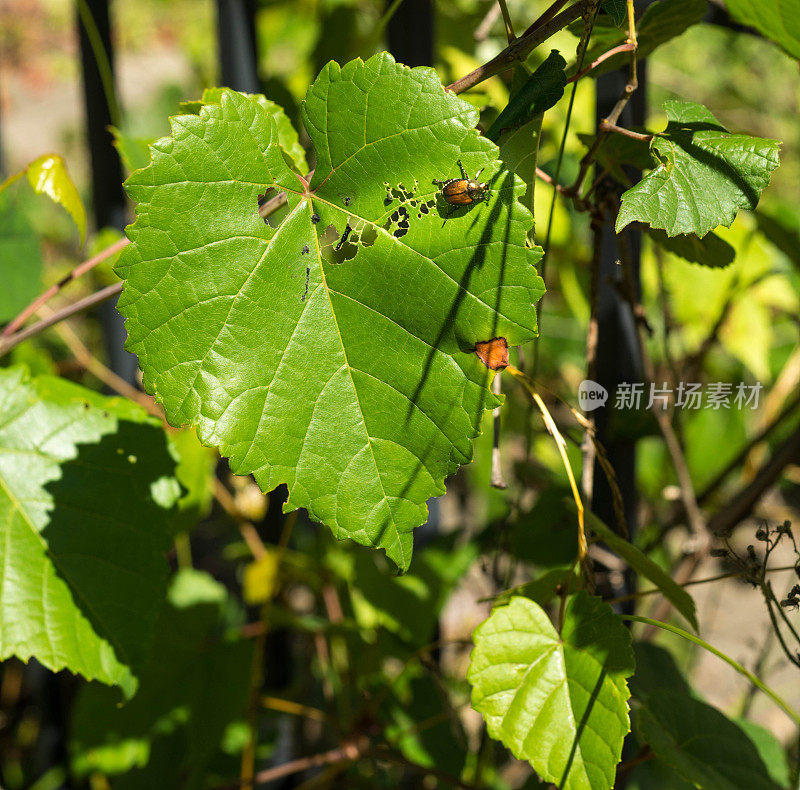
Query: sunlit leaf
26 154 87 244
469 593 634 789
617 101 781 237
116 54 543 570
0 366 177 698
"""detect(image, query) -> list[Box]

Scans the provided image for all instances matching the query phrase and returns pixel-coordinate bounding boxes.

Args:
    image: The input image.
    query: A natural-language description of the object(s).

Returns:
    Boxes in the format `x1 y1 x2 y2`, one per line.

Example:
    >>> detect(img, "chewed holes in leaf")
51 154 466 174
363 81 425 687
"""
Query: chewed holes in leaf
383 205 411 238
317 219 374 264
382 180 436 223
258 187 288 228
318 224 340 252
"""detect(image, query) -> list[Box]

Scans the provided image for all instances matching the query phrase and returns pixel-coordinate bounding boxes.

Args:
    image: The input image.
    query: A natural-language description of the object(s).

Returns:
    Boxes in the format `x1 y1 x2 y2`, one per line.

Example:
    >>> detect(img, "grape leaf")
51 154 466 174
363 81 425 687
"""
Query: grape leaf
617 101 781 237
724 0 800 60
181 87 308 174
0 366 177 698
468 593 634 789
116 53 544 571
637 691 786 790
71 570 252 785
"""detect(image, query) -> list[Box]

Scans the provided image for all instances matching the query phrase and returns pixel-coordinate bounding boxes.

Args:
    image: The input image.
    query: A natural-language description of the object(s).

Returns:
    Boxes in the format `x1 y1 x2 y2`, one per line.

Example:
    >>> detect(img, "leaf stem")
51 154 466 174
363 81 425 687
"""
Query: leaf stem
1 237 129 338
490 374 507 488
624 614 800 728
569 0 640 197
0 282 123 358
496 0 516 43
599 120 652 140
446 1 586 94
506 365 590 580
567 42 636 83
606 564 800 605
48 312 160 415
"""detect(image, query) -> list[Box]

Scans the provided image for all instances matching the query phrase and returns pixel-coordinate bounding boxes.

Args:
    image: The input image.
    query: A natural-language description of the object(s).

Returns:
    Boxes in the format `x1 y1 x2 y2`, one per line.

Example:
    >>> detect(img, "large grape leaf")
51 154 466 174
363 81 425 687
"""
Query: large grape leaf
617 101 781 237
115 53 544 571
724 0 800 60
468 593 634 789
0 366 178 698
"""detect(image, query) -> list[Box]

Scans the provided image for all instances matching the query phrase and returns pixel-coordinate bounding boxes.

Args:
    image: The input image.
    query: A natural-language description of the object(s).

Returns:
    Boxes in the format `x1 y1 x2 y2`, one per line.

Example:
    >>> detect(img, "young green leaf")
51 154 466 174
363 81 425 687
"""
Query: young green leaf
583 509 697 629
724 0 800 60
25 154 87 244
468 593 634 789
116 54 544 571
0 366 177 698
617 101 781 237
486 51 567 142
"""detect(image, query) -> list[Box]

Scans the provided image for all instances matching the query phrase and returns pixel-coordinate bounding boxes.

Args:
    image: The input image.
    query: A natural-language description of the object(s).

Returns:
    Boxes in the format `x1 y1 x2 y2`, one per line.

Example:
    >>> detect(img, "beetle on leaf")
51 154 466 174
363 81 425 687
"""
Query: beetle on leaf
433 159 490 222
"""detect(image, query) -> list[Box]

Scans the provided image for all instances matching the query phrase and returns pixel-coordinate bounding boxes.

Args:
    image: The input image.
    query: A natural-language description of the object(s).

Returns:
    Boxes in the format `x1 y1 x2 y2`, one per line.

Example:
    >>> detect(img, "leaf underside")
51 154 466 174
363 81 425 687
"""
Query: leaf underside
116 53 543 570
468 594 634 789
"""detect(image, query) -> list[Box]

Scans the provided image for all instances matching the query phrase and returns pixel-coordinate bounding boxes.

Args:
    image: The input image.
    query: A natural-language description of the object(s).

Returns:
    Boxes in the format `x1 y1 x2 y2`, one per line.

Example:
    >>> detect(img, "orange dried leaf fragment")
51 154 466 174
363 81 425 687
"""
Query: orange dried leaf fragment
474 337 509 370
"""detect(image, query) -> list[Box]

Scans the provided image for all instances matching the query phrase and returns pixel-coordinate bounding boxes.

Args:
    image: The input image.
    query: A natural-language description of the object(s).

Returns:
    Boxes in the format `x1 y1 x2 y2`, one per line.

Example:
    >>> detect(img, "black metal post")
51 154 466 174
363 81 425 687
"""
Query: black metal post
590 60 648 599
77 0 125 231
217 0 260 91
77 0 138 385
387 0 434 67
